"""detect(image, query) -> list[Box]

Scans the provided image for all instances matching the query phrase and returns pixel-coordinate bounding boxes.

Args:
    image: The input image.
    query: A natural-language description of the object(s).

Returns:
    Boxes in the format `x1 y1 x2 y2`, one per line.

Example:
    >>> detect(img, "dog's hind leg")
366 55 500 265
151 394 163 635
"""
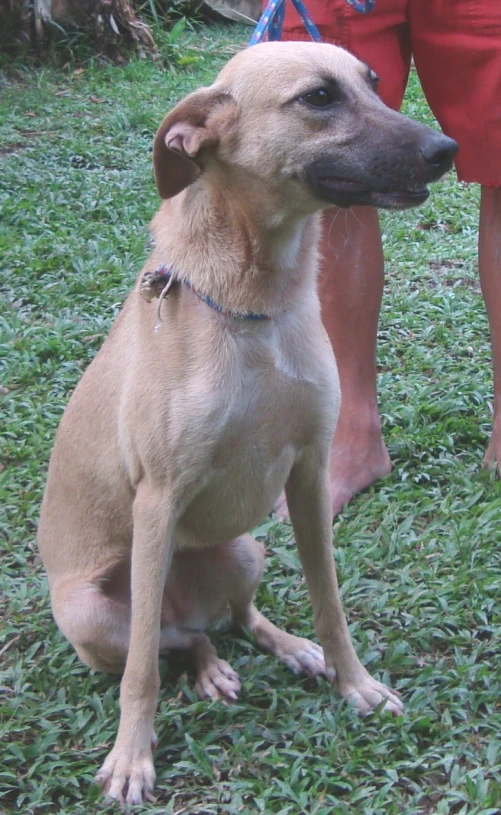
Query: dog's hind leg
161 535 324 691
160 627 242 702
159 538 260 701
50 573 131 674
234 604 326 679
226 536 326 679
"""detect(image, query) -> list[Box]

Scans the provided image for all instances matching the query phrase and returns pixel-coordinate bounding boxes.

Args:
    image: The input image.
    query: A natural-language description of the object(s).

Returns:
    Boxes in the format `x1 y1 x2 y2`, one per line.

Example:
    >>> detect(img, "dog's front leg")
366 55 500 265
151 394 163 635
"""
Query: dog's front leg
285 452 403 716
95 483 176 805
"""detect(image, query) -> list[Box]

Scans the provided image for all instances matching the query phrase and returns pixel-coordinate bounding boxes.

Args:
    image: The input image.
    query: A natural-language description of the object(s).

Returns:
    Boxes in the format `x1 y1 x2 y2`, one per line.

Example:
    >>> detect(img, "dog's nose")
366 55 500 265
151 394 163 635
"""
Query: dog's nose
420 134 458 170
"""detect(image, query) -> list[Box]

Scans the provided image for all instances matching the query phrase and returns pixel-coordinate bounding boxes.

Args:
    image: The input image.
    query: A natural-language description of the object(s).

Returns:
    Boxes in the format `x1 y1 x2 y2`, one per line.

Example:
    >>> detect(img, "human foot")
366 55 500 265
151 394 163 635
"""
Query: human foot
329 432 391 517
483 411 501 475
275 424 391 522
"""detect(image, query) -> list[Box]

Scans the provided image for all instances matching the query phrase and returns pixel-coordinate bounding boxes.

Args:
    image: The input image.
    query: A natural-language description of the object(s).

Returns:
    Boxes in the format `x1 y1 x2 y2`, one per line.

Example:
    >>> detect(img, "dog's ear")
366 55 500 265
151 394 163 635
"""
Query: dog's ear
153 89 237 199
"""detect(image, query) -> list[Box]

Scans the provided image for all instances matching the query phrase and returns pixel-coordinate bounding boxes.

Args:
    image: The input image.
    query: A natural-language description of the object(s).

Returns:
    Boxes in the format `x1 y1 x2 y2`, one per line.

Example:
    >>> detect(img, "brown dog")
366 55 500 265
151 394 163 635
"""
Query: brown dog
38 41 457 804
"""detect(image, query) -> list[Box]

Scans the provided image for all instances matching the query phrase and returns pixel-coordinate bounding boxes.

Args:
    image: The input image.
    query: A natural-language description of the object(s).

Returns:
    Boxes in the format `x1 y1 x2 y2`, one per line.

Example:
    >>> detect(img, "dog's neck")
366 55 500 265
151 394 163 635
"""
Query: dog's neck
149 181 321 319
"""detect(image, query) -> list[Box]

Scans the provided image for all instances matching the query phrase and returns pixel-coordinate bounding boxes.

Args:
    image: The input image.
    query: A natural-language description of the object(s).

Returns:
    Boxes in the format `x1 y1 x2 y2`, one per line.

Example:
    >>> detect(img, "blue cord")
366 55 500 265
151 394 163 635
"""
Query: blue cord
249 0 374 46
346 0 374 12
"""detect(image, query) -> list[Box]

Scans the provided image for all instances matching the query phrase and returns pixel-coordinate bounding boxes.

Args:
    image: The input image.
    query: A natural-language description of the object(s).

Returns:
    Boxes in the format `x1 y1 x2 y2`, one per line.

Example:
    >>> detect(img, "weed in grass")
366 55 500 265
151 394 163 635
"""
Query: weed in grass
1 35 501 815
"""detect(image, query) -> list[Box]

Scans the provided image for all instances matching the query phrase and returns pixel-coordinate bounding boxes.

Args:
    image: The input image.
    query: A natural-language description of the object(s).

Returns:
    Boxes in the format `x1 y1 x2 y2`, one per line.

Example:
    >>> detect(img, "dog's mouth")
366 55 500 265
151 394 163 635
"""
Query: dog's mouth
315 176 430 210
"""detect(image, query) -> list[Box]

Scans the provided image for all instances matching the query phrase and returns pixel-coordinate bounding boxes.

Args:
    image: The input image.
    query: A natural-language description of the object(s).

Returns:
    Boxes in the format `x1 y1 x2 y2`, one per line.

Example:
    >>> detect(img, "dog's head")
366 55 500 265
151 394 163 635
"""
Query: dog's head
154 41 457 212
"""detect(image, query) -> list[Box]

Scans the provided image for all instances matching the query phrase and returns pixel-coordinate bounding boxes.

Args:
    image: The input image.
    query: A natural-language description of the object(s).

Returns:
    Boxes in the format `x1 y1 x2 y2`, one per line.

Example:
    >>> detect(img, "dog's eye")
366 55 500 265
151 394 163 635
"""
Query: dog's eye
369 70 379 90
301 88 334 108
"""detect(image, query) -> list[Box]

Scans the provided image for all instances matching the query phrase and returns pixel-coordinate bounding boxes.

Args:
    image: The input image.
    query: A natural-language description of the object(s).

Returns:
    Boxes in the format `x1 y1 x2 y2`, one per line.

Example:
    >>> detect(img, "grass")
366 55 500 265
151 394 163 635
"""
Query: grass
1 23 501 815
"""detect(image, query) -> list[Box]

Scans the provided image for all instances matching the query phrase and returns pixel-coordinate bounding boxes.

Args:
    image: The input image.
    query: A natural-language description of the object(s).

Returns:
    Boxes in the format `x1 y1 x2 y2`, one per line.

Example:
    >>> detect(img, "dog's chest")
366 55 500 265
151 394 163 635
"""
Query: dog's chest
213 330 325 459
175 329 335 545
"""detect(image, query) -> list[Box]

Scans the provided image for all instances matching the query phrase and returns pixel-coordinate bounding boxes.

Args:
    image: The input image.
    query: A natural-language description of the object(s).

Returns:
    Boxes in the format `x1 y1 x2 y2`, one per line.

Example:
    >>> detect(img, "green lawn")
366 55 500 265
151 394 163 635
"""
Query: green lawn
1 24 501 815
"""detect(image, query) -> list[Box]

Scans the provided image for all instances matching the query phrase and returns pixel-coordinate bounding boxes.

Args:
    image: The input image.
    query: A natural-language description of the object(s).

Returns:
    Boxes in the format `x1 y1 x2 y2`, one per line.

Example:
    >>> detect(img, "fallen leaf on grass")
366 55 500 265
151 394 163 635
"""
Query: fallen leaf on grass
415 220 451 232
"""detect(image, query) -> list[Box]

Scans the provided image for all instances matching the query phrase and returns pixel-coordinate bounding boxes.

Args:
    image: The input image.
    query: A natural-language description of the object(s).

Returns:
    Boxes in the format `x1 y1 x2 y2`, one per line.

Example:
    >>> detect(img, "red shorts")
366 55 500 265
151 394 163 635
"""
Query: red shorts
282 0 501 185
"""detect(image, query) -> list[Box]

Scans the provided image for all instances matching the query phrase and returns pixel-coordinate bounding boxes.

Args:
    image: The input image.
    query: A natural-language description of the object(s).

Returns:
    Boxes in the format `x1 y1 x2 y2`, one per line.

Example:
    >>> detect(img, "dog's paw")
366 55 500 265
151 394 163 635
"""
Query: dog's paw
96 741 156 805
195 657 241 702
276 636 326 678
339 673 403 716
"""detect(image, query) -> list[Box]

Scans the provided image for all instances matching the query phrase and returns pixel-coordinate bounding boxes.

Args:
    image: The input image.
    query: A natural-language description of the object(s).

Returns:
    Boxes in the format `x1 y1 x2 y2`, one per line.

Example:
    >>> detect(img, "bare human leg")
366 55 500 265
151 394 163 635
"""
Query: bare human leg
319 206 391 516
479 185 501 473
276 206 390 521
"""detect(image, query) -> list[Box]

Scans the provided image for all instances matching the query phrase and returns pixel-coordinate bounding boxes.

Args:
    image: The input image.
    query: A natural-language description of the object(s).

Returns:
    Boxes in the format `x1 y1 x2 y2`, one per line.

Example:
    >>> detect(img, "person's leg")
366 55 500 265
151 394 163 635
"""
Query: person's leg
318 207 390 516
411 0 501 470
279 0 410 517
479 186 501 472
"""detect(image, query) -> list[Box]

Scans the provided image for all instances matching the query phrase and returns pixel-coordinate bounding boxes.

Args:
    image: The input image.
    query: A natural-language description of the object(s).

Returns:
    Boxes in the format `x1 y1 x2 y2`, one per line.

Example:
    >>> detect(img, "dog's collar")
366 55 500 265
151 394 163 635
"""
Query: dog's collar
139 265 271 321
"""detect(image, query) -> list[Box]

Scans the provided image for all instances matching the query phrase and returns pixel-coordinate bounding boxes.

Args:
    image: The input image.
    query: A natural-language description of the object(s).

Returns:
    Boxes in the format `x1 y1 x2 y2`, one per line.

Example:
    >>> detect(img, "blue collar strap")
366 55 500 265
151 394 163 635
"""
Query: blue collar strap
139 265 271 321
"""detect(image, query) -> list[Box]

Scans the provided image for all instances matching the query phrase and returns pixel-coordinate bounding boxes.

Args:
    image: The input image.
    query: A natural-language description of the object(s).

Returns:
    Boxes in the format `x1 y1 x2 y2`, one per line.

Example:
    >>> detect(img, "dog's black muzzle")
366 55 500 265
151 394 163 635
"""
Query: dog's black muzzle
306 127 458 211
